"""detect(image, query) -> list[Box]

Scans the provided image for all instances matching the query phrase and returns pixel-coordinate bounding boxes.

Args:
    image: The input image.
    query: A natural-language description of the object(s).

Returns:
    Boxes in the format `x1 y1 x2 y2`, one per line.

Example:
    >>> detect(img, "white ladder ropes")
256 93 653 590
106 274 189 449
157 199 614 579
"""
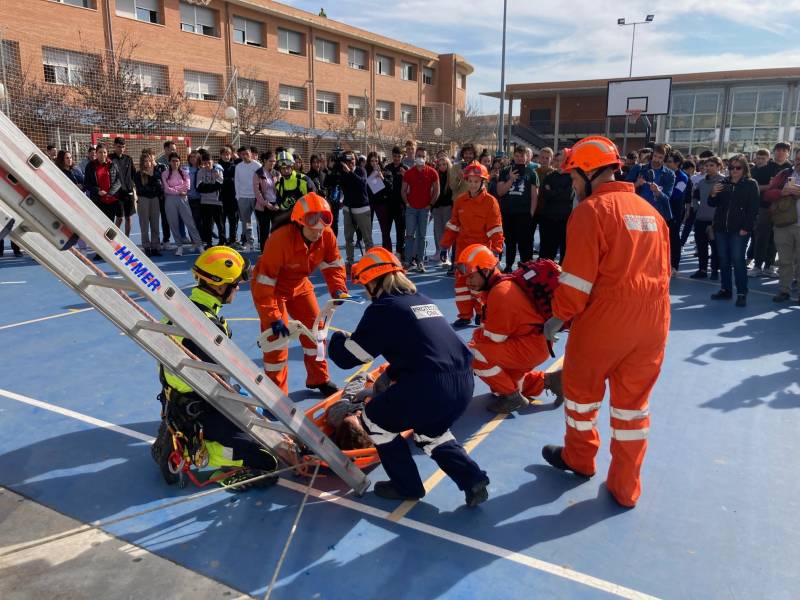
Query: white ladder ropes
0 111 370 496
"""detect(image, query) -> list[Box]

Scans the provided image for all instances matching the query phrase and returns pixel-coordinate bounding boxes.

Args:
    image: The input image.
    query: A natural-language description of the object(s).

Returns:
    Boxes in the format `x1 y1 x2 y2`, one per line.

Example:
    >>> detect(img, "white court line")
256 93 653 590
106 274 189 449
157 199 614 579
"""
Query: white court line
0 388 153 443
0 281 26 284
0 387 658 600
0 308 94 331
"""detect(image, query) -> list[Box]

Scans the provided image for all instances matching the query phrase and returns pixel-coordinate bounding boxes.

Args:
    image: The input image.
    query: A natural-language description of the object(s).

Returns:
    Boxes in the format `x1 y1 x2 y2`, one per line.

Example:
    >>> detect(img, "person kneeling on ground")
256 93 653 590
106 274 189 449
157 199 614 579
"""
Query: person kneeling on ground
152 246 279 490
328 247 490 506
457 244 564 414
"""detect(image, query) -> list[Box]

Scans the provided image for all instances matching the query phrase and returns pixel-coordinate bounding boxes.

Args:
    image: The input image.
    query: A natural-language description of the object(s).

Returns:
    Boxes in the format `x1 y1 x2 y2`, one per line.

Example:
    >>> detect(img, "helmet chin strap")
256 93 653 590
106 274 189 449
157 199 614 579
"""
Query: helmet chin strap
575 165 612 198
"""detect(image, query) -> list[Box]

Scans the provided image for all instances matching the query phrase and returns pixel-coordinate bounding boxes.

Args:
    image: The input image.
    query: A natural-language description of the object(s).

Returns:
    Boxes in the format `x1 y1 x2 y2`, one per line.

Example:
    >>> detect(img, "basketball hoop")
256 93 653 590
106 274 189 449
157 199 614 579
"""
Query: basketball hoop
626 109 643 125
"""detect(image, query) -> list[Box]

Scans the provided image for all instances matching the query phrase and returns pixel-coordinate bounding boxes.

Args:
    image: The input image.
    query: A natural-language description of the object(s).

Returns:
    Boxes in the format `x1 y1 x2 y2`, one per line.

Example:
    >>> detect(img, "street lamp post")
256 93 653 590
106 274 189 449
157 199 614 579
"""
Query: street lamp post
618 14 654 153
434 127 443 154
497 0 508 156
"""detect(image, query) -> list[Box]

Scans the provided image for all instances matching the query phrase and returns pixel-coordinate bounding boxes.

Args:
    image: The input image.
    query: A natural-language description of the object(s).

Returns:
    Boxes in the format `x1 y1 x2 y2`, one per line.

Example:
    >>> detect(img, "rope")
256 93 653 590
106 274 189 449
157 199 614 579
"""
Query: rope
264 460 321 600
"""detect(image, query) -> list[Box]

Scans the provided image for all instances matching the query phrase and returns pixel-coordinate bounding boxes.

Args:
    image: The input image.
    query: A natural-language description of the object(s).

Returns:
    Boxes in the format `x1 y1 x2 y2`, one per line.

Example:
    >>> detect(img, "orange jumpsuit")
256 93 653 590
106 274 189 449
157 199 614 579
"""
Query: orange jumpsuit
251 225 348 393
440 189 504 320
552 181 670 507
469 277 550 396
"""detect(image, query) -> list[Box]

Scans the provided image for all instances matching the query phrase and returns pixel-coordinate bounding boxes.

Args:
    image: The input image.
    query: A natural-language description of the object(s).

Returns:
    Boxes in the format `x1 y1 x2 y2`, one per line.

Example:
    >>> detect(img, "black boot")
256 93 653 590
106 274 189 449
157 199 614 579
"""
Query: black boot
710 290 732 300
541 445 593 478
373 480 423 500
307 380 339 396
451 318 472 329
487 391 528 414
151 421 179 485
735 294 747 307
464 477 490 507
544 370 564 407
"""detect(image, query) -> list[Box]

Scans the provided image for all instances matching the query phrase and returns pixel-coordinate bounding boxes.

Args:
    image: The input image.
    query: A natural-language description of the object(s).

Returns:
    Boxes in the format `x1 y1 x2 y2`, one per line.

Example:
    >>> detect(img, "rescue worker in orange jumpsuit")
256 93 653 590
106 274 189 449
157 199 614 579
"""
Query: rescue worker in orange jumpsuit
540 136 670 508
457 244 563 414
440 161 504 328
251 192 348 396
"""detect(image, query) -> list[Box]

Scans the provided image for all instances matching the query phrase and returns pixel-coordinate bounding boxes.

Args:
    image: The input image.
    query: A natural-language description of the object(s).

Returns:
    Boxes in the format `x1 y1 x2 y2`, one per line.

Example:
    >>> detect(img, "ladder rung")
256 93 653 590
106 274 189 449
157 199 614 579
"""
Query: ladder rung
178 357 229 376
216 388 264 408
81 274 138 292
250 419 293 437
132 320 185 337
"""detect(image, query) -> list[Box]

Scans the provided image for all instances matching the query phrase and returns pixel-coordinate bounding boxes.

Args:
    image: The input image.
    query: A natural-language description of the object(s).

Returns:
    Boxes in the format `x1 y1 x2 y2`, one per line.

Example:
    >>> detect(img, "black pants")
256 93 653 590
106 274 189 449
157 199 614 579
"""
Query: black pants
694 219 718 274
680 207 696 246
668 219 682 270
222 196 239 244
362 369 487 498
538 215 568 262
200 204 224 247
199 407 278 472
502 213 533 269
255 209 273 252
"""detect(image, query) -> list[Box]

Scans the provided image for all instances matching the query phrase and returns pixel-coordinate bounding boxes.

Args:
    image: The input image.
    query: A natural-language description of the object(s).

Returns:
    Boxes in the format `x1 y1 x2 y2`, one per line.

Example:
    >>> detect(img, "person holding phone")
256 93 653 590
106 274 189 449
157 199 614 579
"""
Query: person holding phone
495 146 539 272
707 155 760 306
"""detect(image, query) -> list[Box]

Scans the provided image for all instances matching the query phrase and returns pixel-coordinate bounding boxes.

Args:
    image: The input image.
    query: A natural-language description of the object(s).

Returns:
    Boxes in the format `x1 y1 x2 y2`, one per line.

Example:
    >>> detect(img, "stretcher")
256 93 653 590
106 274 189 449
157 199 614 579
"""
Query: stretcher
300 364 414 475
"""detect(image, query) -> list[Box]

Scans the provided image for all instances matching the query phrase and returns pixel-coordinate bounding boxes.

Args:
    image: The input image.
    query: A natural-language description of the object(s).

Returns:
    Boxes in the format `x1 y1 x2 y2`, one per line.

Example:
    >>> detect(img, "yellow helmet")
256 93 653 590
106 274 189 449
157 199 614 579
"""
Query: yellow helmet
192 246 250 285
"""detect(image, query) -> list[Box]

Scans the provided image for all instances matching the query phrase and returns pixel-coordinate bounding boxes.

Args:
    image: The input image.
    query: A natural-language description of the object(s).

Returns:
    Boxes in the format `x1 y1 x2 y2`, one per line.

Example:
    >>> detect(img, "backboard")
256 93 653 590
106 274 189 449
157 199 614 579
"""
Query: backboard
606 77 672 117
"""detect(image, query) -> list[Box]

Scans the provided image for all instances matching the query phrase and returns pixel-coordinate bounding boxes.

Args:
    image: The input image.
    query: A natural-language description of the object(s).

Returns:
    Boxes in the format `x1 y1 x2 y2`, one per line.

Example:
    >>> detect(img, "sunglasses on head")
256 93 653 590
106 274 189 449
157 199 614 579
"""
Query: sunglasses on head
304 211 332 227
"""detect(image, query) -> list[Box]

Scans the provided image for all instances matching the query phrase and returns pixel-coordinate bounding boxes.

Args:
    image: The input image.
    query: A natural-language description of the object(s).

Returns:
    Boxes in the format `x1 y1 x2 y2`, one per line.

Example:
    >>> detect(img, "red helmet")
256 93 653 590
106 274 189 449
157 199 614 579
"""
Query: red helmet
455 244 498 275
291 192 333 227
463 160 489 181
561 136 622 173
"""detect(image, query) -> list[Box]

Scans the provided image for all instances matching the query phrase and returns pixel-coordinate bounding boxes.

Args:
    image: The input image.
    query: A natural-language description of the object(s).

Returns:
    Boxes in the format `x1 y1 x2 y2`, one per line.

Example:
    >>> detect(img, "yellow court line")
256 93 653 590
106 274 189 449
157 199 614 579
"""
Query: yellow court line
387 354 564 522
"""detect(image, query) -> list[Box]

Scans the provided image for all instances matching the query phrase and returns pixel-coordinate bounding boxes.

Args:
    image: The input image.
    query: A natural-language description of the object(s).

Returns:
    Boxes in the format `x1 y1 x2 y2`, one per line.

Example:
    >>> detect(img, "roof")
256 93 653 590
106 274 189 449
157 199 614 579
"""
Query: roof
229 0 474 74
481 67 800 98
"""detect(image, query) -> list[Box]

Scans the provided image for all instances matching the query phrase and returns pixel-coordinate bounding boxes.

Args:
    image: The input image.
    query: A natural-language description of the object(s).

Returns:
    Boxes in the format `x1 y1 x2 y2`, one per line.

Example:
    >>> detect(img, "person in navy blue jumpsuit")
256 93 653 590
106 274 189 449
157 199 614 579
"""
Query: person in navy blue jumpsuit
328 247 490 506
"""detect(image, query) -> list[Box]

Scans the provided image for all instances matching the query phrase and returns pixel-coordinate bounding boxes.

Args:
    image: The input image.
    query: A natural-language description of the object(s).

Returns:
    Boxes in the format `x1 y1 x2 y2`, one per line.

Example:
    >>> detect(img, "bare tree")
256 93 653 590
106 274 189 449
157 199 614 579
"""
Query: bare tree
447 102 496 149
76 34 193 131
233 67 283 135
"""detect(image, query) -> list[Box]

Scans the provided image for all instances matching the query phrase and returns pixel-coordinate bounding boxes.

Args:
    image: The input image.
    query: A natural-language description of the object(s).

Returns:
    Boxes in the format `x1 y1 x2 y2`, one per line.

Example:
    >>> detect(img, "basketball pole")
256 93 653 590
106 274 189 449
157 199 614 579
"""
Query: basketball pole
618 15 654 154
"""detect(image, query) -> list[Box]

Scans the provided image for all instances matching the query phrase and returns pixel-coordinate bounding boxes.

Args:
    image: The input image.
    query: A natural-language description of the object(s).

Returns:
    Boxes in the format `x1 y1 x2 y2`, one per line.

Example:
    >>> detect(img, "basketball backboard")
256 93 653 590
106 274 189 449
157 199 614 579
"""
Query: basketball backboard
606 77 672 117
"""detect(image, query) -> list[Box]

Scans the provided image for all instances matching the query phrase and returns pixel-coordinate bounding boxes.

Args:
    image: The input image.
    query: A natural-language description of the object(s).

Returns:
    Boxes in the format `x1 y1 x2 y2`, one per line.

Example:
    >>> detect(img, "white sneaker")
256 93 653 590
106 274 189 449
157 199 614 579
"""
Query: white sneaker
417 263 426 273
174 245 184 256
747 267 762 278
745 260 755 270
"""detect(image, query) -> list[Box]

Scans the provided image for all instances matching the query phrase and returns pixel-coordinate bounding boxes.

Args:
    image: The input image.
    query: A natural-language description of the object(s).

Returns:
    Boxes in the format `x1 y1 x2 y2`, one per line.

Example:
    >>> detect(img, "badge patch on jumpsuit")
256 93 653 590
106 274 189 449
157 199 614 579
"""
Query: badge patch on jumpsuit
623 215 658 232
411 304 444 319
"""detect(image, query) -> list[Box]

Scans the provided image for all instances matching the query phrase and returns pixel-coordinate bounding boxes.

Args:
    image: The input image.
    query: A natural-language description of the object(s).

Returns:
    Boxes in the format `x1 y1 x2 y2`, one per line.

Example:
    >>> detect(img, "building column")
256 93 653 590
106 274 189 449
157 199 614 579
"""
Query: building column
506 94 514 154
717 85 732 156
307 25 315 130
604 116 611 138
553 92 561 153
782 82 797 146
655 114 666 143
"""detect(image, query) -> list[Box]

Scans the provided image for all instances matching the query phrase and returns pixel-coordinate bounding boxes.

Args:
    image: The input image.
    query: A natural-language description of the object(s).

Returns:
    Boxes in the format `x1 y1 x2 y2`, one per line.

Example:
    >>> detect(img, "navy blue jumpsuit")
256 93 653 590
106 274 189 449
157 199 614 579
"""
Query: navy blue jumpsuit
329 292 488 498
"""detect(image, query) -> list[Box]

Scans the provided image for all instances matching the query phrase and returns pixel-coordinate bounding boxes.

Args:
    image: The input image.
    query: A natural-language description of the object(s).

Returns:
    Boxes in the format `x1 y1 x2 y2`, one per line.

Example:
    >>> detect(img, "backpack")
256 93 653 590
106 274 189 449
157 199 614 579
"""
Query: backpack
490 258 563 356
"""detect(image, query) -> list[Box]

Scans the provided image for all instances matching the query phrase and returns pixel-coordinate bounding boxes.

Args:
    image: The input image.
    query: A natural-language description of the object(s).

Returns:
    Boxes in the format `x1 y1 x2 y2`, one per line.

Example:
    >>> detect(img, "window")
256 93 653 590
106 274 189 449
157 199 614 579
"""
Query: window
401 62 415 81
179 1 216 36
375 100 393 121
315 38 338 63
348 46 366 70
376 54 393 76
184 70 222 101
457 73 466 89
422 67 434 86
666 90 723 154
233 16 263 47
53 0 95 7
279 84 305 110
116 0 160 24
316 90 338 114
238 78 267 106
278 28 303 56
726 87 785 154
400 104 417 125
122 60 167 94
348 96 366 117
42 47 93 86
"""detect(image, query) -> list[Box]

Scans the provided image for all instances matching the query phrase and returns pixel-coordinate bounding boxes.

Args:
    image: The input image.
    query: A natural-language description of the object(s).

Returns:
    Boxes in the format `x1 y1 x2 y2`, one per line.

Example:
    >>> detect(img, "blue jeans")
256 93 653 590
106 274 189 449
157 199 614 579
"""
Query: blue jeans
715 230 748 295
404 206 429 263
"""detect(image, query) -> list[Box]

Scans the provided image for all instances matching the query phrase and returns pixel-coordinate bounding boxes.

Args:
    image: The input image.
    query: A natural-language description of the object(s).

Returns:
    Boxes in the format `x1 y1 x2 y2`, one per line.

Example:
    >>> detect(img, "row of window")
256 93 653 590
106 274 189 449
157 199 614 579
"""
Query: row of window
39 47 421 122
54 0 442 85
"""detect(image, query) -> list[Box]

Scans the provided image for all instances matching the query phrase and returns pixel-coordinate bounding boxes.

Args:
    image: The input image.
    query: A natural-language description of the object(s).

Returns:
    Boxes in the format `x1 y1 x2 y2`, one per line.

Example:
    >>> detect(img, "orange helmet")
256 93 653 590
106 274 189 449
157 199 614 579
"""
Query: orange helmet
456 244 498 275
291 192 333 227
463 160 489 181
561 136 622 173
351 247 404 285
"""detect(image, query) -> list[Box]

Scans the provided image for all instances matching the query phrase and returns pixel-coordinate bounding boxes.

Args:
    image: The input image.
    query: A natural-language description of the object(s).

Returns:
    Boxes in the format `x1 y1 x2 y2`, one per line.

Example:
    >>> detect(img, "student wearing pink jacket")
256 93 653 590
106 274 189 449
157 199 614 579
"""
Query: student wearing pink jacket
160 152 203 256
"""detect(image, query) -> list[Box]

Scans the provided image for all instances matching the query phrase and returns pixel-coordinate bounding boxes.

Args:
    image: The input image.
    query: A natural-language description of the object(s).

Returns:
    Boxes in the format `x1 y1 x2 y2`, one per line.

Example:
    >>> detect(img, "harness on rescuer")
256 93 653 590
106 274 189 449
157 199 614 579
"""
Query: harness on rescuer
490 258 564 357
